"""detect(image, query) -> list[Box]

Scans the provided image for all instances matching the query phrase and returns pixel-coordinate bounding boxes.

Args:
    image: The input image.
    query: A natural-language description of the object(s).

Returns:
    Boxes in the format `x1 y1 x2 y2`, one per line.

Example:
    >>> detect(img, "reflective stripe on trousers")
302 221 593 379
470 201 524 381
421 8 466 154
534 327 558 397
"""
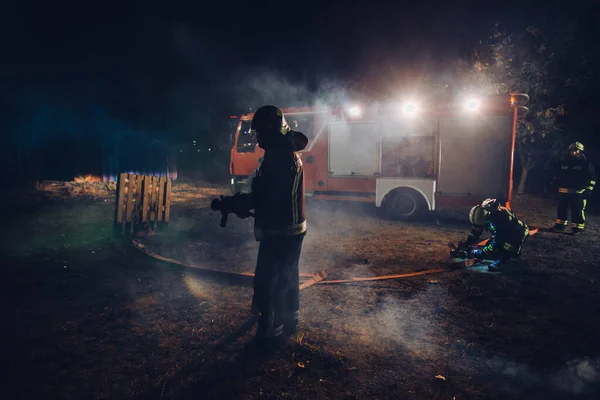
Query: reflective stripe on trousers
558 188 585 194
254 221 307 241
502 242 520 253
557 193 587 229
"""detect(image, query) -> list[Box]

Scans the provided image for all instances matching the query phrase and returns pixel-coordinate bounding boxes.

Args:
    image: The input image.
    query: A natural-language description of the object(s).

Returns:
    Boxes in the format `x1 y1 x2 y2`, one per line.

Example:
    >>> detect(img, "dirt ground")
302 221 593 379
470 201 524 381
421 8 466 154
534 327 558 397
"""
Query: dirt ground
2 181 600 400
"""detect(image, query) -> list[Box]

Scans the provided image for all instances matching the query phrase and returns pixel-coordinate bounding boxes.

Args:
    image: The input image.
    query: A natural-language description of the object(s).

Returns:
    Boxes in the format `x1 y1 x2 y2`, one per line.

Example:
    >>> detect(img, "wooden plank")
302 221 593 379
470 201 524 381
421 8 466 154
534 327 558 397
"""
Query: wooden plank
164 178 172 223
130 175 138 235
141 175 150 223
134 174 143 228
113 173 123 235
125 174 135 223
115 172 127 224
150 176 158 224
157 177 166 222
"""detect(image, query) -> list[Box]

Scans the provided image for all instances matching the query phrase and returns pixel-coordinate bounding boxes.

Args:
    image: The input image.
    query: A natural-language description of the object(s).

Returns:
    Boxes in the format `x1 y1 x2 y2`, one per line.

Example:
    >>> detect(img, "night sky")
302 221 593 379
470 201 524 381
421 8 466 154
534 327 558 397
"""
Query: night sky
2 0 599 146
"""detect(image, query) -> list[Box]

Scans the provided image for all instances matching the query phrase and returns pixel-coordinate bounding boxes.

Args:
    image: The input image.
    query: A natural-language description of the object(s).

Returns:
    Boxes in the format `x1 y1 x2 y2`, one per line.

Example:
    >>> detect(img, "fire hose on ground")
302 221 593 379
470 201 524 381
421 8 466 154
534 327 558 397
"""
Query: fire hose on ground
131 226 538 290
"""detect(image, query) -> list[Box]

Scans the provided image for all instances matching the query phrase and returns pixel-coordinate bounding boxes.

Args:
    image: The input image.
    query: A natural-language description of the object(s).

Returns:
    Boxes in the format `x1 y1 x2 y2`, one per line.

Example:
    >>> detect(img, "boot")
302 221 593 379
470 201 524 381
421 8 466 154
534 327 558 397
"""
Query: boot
553 223 566 232
244 334 287 357
571 227 583 235
283 321 298 337
487 259 504 272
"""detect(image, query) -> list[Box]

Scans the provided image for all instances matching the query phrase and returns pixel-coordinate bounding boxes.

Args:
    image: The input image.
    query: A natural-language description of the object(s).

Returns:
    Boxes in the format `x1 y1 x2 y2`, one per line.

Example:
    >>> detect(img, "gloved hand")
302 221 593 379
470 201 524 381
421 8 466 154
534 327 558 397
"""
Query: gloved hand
449 240 473 259
211 194 254 218
210 198 222 212
469 248 484 259
235 208 254 219
456 249 469 259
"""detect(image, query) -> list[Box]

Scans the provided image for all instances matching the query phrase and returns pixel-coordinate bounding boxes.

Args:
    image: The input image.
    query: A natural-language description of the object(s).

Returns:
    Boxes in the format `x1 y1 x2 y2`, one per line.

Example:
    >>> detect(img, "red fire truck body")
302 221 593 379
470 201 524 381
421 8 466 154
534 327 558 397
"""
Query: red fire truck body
229 94 525 218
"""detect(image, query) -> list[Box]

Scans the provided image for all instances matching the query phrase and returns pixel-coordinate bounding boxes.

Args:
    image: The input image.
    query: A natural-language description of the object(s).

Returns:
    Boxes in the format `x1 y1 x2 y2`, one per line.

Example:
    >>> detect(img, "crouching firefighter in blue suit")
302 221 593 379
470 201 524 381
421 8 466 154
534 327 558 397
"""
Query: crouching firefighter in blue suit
463 198 529 272
211 105 309 351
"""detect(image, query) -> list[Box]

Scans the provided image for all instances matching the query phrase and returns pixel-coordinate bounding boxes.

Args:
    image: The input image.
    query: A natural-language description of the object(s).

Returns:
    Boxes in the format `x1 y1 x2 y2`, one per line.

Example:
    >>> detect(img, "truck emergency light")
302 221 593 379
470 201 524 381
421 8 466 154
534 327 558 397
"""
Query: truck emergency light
402 102 418 116
347 105 362 117
465 99 479 110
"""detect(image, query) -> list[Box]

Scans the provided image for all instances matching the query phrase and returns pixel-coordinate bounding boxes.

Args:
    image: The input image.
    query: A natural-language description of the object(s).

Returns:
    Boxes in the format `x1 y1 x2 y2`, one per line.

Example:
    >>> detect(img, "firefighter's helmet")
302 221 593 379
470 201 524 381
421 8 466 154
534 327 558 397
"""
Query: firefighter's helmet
469 198 499 226
469 205 489 227
250 105 290 149
481 198 500 210
251 105 308 151
568 142 584 152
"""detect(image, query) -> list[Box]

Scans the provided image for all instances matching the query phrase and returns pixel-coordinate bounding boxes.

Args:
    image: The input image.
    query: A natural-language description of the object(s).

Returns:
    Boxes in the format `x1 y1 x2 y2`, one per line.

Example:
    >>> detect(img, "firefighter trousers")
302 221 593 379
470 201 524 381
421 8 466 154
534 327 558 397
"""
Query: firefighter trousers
253 233 305 338
556 193 586 230
482 232 528 264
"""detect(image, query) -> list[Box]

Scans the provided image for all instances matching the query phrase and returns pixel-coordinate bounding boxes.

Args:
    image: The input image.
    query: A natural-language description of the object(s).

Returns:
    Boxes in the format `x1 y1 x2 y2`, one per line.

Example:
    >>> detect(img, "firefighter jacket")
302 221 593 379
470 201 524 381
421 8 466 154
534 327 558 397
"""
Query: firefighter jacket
554 155 596 194
465 207 529 256
251 151 306 240
229 150 306 241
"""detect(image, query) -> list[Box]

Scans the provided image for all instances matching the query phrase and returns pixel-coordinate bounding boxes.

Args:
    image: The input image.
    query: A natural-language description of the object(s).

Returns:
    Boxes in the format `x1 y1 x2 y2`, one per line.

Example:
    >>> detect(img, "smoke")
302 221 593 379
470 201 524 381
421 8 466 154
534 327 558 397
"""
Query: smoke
294 200 450 363
225 67 355 113
295 201 600 397
553 357 600 394
169 22 361 112
368 288 449 358
477 354 600 396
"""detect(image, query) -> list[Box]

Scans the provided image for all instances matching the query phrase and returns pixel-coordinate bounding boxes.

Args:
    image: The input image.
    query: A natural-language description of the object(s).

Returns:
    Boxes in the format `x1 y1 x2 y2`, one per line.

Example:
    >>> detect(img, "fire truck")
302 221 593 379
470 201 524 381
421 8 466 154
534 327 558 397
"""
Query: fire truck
228 93 529 219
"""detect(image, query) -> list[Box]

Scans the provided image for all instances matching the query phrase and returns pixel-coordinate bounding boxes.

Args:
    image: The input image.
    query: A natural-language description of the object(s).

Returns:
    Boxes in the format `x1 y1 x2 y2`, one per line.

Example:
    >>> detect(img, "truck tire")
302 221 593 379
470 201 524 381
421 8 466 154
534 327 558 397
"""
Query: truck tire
383 188 426 220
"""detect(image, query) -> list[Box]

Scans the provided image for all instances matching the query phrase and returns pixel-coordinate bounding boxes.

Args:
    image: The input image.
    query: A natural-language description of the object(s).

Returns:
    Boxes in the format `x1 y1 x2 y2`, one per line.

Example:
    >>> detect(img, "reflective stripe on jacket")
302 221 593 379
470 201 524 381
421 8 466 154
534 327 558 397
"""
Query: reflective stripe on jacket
252 151 306 241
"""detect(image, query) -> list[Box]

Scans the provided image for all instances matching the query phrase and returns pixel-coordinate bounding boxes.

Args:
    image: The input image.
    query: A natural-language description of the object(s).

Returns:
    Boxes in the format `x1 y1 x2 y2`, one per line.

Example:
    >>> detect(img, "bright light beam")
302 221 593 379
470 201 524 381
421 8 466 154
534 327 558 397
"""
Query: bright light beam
347 105 362 117
465 99 479 110
402 102 418 116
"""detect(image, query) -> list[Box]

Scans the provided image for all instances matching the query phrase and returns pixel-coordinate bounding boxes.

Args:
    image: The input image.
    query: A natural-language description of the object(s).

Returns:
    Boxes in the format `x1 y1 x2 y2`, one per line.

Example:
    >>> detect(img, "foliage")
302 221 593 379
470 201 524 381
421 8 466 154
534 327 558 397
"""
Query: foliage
459 23 575 174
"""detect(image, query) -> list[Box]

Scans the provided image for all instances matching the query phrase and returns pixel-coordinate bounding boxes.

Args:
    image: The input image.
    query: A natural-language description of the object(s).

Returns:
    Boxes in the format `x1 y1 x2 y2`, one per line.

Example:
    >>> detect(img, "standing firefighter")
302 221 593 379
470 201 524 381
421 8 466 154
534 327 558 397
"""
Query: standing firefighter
211 105 309 351
553 142 596 235
459 198 529 271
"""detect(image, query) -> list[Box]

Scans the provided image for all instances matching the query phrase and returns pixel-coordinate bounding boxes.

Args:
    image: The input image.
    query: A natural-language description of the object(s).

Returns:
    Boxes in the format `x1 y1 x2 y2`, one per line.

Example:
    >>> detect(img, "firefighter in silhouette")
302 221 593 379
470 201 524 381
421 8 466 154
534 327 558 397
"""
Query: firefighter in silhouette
552 142 596 235
460 198 529 271
211 105 308 351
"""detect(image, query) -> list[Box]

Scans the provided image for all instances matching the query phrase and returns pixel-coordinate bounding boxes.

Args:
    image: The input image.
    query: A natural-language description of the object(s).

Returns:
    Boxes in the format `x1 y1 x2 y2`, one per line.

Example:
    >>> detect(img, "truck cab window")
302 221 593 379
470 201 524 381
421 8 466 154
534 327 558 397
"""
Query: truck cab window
236 120 256 151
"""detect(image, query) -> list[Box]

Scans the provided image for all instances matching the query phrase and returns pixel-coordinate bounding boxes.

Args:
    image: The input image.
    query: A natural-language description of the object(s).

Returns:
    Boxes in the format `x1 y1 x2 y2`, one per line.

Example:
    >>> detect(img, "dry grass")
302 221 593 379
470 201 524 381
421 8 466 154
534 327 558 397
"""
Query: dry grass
170 182 229 207
32 179 229 207
74 174 104 183
3 192 600 399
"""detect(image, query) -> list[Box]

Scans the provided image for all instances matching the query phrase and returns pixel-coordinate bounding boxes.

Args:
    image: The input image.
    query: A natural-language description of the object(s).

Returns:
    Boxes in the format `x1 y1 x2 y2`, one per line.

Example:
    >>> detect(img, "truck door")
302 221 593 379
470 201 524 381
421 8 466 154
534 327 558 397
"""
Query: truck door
437 114 512 199
326 120 379 196
231 119 264 193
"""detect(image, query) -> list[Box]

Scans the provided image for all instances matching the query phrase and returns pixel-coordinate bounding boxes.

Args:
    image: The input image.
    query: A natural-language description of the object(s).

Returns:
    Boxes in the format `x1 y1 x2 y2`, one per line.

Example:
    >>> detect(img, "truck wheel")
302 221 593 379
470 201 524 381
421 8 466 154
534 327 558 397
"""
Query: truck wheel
384 188 426 220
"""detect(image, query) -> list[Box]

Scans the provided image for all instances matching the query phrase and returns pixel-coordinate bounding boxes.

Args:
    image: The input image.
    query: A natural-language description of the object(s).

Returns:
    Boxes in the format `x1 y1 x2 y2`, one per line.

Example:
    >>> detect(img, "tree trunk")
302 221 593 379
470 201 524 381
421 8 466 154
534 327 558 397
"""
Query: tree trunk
517 166 530 194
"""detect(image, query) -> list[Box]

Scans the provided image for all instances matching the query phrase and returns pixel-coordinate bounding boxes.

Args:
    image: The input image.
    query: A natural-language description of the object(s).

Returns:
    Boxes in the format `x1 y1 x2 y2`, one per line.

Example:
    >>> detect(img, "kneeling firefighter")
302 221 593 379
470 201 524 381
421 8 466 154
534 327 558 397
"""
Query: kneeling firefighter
461 198 529 271
211 105 309 349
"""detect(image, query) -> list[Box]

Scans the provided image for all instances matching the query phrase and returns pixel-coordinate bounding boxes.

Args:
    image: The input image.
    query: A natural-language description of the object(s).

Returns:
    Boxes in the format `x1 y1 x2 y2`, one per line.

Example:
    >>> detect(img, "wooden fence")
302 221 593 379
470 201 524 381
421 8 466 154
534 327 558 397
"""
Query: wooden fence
113 173 172 236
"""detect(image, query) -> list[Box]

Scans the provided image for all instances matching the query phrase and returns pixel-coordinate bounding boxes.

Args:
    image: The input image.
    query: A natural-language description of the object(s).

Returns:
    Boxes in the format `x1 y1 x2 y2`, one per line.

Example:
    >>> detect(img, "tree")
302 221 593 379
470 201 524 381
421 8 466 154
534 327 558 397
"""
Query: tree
457 22 583 194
